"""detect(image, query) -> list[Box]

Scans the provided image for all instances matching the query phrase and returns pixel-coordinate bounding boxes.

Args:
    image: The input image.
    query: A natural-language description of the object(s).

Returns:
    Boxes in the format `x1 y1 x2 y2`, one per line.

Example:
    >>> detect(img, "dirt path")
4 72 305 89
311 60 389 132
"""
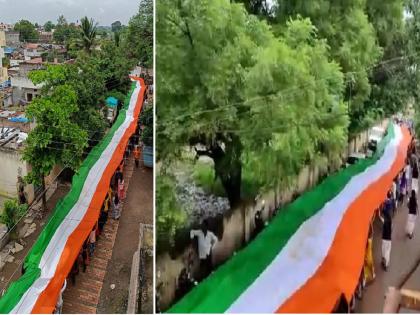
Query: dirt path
97 164 153 313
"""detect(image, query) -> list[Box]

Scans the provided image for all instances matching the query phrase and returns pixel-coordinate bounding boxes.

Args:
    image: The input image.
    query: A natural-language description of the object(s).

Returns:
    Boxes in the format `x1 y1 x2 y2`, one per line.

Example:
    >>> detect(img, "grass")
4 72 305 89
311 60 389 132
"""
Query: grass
192 160 262 200
192 162 226 197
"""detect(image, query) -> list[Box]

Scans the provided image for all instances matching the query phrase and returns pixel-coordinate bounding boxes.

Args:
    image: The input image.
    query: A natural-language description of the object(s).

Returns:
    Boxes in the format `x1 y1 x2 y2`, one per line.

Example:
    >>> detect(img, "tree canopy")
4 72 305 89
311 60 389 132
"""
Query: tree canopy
111 21 122 33
79 16 98 53
124 0 153 68
157 0 420 247
23 76 88 188
14 20 38 42
44 21 55 32
53 15 79 46
157 0 348 206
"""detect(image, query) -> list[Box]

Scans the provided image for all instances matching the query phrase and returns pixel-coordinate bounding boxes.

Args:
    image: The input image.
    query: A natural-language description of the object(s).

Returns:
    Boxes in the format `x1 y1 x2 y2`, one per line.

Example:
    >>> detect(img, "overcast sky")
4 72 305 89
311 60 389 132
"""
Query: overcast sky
0 0 140 26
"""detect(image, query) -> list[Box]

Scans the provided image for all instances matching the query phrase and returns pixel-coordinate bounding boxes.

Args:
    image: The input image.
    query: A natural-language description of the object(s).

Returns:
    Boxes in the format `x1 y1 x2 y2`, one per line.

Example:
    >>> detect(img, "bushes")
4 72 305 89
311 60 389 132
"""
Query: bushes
156 174 186 254
141 105 153 147
0 199 27 231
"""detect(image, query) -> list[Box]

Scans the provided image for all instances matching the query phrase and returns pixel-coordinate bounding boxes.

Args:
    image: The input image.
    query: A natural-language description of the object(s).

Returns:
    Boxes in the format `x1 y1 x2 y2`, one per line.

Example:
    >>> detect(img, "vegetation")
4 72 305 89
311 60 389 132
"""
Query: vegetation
53 15 79 45
158 0 347 206
22 9 148 209
156 0 420 247
14 20 39 42
140 105 153 147
79 17 98 53
0 200 27 231
22 79 88 210
123 0 153 68
43 21 55 32
156 174 186 252
111 21 122 33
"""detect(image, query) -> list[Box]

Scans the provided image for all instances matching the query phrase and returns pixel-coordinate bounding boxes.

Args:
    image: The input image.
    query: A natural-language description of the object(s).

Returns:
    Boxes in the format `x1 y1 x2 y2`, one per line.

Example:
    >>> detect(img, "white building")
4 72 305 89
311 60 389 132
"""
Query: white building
23 43 44 59
10 58 44 105
0 126 34 204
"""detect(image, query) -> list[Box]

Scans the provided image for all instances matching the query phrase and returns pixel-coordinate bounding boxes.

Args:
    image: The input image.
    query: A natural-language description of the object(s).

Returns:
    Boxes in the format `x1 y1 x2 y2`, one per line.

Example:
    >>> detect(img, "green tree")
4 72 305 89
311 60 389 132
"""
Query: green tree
124 0 153 68
156 174 186 252
157 0 348 206
14 20 39 42
114 31 121 47
44 21 55 32
140 105 153 147
30 63 107 141
405 0 420 134
79 16 98 53
23 79 87 211
53 15 79 46
111 21 122 33
0 199 27 231
273 1 382 134
94 40 131 92
361 0 409 130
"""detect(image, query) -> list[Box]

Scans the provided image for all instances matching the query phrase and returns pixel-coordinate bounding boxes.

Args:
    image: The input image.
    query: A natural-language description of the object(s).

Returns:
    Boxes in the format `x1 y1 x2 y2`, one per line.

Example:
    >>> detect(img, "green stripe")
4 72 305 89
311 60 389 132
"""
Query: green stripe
0 83 137 313
169 125 394 313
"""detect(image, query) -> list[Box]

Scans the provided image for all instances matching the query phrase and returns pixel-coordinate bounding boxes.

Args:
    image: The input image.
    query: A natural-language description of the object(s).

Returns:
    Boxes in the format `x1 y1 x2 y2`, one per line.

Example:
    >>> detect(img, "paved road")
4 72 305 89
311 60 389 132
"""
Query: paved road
357 200 420 312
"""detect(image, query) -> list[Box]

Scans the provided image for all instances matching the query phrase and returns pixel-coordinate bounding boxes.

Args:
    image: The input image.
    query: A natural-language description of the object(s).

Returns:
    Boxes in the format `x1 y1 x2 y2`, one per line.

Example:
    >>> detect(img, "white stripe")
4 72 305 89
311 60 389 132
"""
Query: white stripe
227 125 403 313
11 80 142 314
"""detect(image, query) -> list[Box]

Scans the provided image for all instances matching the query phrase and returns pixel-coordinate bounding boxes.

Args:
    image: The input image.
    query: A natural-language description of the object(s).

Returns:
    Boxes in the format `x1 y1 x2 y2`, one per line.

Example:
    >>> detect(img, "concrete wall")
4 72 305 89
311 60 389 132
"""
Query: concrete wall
5 32 19 47
156 119 390 310
0 147 34 204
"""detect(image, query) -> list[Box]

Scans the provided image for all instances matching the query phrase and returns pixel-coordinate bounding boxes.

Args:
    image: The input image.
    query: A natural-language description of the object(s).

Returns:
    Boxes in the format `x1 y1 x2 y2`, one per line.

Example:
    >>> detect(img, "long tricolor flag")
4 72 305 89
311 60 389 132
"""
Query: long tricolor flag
0 77 145 314
169 123 411 313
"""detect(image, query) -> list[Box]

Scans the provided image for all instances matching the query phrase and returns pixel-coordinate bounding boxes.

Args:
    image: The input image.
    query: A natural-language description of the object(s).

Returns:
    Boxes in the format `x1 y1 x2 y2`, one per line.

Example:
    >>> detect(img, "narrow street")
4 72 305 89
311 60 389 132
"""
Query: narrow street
62 156 153 314
98 161 153 313
62 157 136 313
357 199 420 312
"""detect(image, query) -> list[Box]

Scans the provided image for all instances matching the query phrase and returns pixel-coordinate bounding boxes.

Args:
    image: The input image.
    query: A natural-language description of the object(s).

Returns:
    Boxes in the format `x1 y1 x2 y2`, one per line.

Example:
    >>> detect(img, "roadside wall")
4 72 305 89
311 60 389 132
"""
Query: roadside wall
0 147 63 208
0 147 34 203
156 119 389 310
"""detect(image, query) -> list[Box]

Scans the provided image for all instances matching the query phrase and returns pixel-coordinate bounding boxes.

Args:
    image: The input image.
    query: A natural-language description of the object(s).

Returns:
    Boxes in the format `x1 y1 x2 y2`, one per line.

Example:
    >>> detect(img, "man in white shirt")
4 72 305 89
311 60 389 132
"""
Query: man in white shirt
190 220 218 281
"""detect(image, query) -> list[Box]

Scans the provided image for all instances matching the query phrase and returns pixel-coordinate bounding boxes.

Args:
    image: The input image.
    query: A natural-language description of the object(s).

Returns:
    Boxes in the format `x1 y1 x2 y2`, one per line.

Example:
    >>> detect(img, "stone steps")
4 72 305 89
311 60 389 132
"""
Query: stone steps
62 158 135 314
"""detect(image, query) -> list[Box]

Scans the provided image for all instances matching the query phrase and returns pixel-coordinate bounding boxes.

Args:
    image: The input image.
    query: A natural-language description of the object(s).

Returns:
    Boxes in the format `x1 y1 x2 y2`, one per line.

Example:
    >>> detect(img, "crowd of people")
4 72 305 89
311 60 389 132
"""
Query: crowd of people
52 115 145 313
335 122 417 313
378 137 418 272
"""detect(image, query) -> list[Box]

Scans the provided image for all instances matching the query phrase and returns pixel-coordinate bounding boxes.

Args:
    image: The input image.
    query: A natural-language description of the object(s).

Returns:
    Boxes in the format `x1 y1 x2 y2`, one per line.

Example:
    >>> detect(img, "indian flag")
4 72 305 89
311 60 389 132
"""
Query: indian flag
0 77 146 314
169 123 411 313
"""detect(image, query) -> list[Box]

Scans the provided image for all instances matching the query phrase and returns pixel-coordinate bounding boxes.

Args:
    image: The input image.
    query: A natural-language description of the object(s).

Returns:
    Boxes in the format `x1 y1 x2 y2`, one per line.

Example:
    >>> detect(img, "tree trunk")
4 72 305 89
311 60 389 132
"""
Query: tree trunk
41 176 47 212
212 135 242 208
192 133 243 208
214 158 242 207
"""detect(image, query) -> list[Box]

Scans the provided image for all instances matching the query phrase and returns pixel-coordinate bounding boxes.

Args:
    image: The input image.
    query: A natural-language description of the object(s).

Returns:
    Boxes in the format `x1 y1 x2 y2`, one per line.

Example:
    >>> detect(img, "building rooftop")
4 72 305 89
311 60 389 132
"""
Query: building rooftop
25 43 39 50
0 126 27 150
24 57 43 64
4 47 15 54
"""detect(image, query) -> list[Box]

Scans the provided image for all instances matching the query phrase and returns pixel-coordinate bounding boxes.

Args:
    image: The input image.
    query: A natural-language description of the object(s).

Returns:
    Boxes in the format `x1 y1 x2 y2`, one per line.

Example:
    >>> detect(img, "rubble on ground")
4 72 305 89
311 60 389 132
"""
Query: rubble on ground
174 169 230 224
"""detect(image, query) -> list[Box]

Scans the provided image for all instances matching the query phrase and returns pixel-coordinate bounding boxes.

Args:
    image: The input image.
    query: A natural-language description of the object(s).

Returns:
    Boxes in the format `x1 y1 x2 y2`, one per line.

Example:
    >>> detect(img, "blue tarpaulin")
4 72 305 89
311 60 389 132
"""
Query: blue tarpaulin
8 117 29 123
4 47 15 54
106 96 118 107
